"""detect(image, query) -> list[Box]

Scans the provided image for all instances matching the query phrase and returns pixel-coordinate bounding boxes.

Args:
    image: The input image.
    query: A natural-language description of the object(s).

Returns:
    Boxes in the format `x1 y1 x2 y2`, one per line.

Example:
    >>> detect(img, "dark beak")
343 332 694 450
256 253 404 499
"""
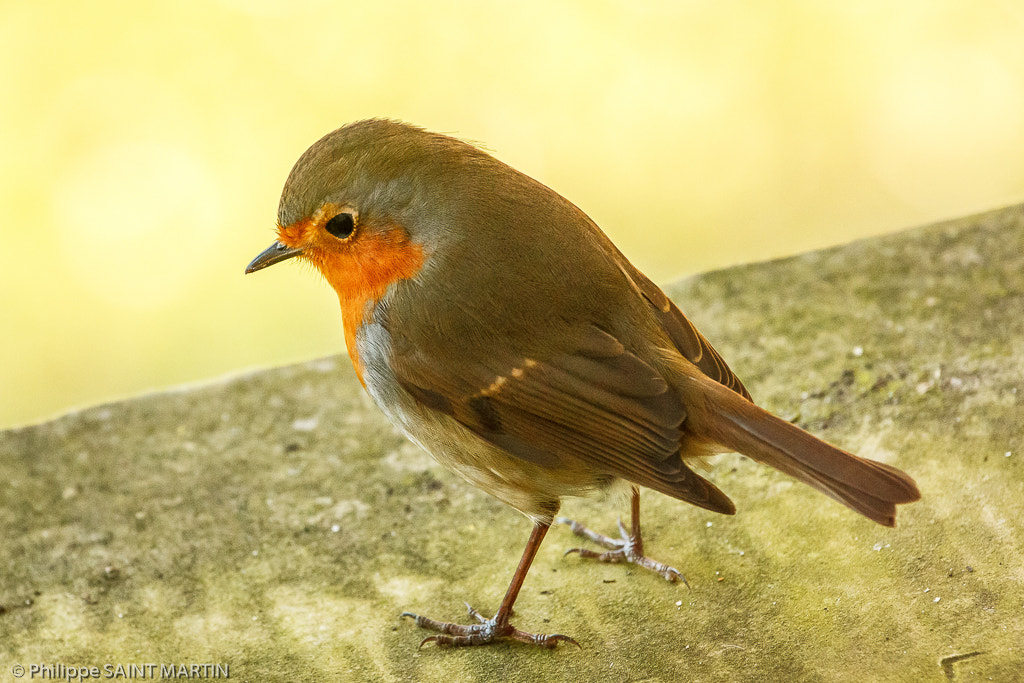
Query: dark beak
245 241 304 274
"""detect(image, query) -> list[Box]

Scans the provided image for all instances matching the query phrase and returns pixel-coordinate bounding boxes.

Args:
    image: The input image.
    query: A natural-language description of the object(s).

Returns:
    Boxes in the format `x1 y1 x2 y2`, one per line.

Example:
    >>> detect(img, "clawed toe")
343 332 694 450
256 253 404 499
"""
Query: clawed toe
556 515 688 586
401 605 579 649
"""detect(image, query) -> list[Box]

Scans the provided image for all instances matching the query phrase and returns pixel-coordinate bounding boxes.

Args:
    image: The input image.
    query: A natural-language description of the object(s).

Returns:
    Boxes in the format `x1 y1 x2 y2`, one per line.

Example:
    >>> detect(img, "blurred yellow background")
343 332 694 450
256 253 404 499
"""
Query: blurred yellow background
2 1 1023 428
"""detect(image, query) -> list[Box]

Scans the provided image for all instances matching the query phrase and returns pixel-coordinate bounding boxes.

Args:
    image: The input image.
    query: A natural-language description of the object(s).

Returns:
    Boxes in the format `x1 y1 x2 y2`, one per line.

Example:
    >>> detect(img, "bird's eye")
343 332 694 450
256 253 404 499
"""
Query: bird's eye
325 212 356 239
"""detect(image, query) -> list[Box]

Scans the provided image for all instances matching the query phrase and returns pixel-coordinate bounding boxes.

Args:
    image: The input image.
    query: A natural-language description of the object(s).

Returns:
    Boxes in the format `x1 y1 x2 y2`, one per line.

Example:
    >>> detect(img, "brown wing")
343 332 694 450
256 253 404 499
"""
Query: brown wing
615 260 752 401
392 324 735 514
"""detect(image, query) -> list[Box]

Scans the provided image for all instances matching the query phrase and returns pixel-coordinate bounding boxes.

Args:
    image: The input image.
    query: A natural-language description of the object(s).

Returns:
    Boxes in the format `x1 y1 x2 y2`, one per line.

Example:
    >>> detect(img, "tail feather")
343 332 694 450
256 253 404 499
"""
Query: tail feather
683 374 921 527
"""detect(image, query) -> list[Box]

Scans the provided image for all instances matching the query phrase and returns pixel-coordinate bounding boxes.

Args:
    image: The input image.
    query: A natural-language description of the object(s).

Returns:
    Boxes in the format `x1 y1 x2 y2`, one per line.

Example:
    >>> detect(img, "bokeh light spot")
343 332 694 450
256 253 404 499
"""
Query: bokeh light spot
55 140 224 309
868 49 1024 212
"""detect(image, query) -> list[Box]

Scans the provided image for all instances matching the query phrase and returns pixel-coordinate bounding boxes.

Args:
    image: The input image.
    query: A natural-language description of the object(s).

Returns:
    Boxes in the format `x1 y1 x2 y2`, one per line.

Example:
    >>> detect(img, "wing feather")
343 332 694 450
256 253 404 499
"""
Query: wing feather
615 260 752 401
392 324 735 514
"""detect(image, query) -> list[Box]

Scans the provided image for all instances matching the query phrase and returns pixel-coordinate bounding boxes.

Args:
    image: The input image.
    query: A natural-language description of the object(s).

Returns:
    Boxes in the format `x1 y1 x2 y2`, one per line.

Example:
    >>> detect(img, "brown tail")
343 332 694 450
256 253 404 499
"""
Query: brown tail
683 374 921 527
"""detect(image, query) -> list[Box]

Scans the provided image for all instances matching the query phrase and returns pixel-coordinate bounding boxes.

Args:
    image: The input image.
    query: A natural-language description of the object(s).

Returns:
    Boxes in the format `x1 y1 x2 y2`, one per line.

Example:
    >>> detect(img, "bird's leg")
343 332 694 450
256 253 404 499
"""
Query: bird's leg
401 520 579 648
557 486 687 585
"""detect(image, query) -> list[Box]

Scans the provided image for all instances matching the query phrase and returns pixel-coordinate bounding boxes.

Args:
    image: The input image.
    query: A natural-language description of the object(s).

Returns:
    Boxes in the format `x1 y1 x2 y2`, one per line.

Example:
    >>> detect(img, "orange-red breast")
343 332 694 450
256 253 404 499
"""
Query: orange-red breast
246 119 920 648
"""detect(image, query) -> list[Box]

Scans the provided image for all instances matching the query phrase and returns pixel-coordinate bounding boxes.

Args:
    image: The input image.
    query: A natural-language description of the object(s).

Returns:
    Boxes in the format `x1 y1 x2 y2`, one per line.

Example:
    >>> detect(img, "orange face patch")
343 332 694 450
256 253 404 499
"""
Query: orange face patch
276 204 425 385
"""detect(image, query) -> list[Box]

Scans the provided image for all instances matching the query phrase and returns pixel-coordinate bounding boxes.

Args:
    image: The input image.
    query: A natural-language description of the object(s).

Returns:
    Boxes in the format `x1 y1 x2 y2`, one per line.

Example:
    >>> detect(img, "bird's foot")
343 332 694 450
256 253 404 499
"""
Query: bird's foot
401 602 579 649
556 517 687 585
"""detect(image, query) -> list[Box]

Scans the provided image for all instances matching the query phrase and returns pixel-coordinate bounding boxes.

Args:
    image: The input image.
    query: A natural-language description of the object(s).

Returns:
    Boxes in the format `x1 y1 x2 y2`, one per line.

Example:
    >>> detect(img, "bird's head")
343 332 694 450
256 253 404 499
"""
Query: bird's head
245 119 480 293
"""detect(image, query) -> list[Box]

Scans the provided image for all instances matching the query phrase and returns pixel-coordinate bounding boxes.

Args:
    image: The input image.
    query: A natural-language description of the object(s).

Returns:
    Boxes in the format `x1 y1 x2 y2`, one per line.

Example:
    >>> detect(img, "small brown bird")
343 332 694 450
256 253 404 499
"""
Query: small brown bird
246 119 920 648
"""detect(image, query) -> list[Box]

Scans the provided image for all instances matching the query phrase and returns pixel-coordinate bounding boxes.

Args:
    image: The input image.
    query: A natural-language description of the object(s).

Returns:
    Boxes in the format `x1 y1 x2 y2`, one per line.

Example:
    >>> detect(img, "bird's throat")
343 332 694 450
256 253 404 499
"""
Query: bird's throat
323 229 425 386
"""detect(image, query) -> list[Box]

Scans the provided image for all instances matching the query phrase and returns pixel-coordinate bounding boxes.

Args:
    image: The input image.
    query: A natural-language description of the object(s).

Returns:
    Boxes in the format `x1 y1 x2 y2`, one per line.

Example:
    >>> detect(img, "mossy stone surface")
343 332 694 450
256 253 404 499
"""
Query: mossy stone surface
3 205 1022 681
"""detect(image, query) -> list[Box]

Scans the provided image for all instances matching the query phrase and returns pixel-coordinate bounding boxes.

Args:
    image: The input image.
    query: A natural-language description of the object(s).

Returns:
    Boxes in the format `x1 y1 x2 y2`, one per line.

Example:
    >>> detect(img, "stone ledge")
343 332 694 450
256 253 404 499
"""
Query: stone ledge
3 205 1023 681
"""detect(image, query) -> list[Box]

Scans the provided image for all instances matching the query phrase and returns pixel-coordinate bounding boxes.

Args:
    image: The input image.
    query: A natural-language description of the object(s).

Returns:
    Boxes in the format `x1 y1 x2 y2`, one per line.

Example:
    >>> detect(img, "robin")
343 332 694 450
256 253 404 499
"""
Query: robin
246 119 920 648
